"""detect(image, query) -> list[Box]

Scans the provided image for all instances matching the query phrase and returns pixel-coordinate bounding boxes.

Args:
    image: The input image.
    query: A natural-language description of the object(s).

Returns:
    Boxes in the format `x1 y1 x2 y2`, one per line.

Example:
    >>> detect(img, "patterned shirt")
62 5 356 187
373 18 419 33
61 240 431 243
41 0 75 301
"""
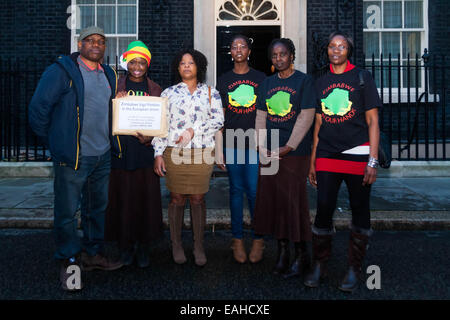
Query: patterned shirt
152 82 224 157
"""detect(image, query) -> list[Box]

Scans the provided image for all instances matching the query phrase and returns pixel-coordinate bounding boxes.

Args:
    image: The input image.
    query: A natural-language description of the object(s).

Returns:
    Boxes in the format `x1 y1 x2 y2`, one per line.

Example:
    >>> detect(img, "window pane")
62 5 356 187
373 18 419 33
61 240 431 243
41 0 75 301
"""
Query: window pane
118 6 136 34
219 11 239 20
364 1 381 29
381 31 400 88
118 37 137 55
402 32 421 58
382 67 400 88
383 1 402 28
118 0 137 3
77 6 95 33
97 0 115 4
97 6 116 34
223 2 241 16
76 0 95 4
254 2 274 17
382 32 400 57
364 32 380 58
104 37 117 65
257 11 278 20
404 1 423 28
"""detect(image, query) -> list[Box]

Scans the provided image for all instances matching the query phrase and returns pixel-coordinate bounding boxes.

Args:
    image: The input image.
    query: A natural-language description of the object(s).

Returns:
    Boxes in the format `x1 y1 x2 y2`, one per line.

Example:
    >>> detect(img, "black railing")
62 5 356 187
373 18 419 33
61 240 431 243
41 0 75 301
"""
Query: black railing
0 56 126 162
362 50 449 160
1 52 449 162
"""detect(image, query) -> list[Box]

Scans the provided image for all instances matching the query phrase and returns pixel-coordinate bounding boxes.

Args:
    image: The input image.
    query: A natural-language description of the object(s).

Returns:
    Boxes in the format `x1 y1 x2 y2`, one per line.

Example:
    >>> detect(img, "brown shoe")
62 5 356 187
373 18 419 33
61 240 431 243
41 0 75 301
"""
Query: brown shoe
81 252 124 271
231 238 247 263
249 239 265 264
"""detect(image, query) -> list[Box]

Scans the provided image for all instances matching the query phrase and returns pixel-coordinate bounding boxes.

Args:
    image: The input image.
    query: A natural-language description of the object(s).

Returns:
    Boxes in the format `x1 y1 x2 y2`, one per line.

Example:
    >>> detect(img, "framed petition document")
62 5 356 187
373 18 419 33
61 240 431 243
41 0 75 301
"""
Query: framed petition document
112 96 168 137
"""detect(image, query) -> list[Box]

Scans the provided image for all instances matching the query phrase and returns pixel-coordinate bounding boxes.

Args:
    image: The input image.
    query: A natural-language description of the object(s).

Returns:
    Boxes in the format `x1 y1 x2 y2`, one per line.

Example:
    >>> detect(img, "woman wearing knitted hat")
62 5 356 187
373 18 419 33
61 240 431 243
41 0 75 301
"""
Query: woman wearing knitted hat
105 40 163 268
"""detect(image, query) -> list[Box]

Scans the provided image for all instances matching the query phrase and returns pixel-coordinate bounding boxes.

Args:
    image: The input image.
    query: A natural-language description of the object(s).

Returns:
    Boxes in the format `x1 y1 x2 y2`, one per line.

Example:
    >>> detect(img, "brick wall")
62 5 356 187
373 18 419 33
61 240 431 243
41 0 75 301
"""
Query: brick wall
428 0 450 139
0 0 71 63
307 0 364 75
428 0 450 57
138 0 194 89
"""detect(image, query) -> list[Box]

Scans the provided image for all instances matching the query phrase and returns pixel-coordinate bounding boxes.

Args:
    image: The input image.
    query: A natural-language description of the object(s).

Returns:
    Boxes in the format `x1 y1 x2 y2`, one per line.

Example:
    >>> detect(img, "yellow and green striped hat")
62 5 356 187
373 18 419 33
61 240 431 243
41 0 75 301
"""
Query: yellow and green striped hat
120 40 152 69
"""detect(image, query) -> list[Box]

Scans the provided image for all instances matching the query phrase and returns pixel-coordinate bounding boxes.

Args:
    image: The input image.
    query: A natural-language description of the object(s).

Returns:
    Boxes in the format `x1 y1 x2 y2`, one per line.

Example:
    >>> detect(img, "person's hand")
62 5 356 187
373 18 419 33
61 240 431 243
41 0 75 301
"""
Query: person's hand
308 163 317 188
154 156 166 177
258 146 280 166
136 132 153 147
216 152 226 171
115 91 127 99
271 145 293 159
175 128 194 147
363 165 377 186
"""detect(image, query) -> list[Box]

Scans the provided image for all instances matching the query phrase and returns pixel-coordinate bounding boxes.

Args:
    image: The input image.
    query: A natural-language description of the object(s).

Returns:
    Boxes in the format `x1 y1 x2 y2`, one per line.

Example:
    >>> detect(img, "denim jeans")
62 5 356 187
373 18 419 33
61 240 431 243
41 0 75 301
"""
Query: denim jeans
53 150 111 259
225 148 260 239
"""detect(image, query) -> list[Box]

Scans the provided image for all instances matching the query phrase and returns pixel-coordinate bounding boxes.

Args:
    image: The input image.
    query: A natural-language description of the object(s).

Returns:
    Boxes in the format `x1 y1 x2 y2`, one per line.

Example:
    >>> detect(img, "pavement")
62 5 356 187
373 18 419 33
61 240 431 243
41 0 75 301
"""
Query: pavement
0 161 449 230
0 161 449 302
1 228 449 300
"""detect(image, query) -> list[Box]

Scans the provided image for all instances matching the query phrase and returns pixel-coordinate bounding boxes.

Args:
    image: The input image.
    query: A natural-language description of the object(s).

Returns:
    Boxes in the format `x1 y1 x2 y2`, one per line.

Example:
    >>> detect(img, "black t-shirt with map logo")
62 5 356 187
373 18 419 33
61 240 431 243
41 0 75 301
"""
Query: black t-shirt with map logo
216 68 266 149
315 67 382 157
256 70 316 156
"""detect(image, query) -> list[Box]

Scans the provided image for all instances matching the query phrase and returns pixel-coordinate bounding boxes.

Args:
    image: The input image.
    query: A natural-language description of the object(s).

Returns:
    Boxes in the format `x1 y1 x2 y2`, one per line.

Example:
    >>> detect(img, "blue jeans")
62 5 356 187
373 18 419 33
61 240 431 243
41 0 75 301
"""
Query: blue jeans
53 150 111 259
225 148 260 239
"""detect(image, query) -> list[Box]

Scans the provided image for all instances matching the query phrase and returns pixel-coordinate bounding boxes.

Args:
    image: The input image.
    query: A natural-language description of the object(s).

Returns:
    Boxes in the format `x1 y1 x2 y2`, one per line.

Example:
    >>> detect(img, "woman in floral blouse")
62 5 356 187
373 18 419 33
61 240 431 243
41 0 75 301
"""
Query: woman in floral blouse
152 48 224 267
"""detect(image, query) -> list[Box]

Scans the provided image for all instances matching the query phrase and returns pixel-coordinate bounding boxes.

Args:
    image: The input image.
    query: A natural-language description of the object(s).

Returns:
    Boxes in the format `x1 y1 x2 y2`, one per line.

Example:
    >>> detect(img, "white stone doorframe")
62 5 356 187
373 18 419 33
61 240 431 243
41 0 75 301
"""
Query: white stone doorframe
194 0 307 86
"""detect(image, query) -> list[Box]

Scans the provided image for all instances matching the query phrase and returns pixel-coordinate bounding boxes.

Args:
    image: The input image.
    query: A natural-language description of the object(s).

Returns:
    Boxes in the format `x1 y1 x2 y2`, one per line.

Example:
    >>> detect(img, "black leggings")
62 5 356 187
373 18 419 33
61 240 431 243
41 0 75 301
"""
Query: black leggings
314 171 371 230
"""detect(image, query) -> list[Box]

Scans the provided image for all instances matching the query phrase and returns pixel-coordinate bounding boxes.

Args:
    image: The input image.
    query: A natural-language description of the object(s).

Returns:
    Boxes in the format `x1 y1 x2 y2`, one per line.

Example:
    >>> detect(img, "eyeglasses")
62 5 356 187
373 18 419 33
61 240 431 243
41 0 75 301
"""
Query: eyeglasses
328 45 347 51
82 38 106 46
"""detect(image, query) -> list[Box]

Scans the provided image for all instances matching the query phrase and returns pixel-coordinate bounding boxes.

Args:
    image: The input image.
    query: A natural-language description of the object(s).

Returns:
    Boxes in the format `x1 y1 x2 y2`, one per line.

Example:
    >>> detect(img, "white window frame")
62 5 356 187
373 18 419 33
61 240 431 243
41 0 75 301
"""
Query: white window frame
70 0 139 65
363 0 435 102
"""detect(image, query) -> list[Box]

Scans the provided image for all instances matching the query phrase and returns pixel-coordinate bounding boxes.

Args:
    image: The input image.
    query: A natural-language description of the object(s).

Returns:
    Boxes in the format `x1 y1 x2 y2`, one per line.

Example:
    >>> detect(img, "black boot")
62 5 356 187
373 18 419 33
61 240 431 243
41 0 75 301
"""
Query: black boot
136 242 150 268
304 233 333 288
283 241 311 279
273 239 290 275
120 243 136 266
338 230 370 293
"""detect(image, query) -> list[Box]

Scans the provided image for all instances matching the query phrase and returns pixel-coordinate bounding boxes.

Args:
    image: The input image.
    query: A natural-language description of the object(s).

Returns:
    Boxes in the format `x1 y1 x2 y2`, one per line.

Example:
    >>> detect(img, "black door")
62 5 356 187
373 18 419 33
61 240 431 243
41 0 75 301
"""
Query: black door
216 26 281 79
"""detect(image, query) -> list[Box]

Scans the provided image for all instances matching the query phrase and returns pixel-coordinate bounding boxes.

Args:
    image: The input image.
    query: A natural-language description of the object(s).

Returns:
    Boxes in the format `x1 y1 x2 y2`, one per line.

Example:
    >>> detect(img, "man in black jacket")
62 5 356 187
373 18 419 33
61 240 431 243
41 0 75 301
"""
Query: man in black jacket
29 26 123 291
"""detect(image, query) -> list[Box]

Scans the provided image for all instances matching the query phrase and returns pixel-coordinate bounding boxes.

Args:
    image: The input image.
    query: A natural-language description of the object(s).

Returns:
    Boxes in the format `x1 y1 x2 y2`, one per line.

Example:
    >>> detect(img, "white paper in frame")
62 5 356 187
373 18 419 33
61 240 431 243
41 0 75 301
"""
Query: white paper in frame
112 95 168 138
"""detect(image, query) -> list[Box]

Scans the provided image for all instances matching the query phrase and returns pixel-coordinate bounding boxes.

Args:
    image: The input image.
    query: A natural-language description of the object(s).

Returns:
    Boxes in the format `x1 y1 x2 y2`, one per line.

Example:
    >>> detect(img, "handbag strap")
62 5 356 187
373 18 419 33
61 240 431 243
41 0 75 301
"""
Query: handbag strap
208 85 211 106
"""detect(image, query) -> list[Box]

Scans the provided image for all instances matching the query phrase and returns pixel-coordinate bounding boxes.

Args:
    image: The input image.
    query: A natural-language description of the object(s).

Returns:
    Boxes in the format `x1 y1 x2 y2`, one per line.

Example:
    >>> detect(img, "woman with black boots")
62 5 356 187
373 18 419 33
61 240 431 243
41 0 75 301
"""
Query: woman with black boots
253 38 316 278
304 31 381 292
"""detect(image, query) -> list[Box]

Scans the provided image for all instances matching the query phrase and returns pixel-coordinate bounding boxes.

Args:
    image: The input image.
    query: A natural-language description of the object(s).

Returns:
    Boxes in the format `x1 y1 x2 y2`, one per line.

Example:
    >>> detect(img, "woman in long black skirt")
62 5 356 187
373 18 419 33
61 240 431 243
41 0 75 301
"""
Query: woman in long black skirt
253 38 316 278
105 41 163 268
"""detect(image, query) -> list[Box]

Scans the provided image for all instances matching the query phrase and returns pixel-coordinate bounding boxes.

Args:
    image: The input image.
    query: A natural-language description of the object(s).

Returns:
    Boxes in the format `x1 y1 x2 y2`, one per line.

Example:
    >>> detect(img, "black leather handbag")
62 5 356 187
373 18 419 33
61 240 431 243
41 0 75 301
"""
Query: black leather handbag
378 131 392 168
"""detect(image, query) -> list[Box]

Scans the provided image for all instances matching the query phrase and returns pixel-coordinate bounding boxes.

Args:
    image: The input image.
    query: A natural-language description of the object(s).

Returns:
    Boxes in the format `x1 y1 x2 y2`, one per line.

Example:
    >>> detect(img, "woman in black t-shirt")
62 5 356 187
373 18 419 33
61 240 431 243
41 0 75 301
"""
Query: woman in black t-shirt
304 32 381 292
105 41 163 268
216 35 266 265
253 38 316 278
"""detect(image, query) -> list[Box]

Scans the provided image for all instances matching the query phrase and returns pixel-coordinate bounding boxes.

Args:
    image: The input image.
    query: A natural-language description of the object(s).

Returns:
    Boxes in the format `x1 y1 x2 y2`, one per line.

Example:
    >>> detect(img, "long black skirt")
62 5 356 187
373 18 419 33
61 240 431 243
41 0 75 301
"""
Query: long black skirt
105 167 163 249
253 155 312 242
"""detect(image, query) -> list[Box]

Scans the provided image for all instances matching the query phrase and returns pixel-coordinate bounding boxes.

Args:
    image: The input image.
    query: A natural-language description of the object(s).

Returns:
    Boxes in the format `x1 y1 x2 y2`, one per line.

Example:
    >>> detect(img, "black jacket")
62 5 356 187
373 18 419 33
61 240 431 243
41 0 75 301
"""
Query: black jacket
29 52 120 169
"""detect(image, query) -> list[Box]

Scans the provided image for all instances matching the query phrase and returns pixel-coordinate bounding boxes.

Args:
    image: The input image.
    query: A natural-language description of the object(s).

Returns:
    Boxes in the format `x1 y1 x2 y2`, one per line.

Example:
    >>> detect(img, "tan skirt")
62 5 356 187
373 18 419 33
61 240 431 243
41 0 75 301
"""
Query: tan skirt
163 147 215 194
